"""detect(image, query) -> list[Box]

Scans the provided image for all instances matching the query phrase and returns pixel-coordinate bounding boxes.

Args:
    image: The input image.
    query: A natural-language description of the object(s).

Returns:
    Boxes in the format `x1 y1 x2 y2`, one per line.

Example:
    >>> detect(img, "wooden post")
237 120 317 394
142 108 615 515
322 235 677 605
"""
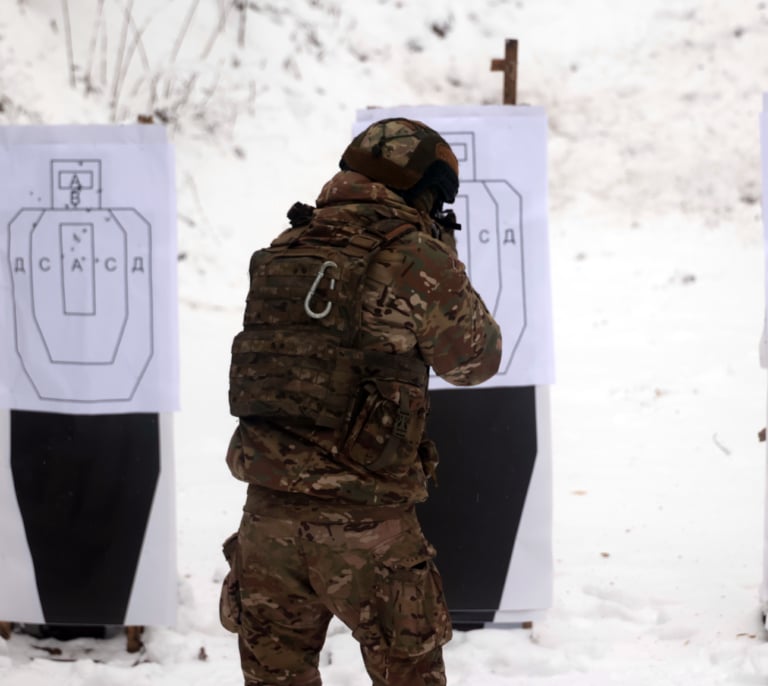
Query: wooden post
125 625 144 653
490 38 518 105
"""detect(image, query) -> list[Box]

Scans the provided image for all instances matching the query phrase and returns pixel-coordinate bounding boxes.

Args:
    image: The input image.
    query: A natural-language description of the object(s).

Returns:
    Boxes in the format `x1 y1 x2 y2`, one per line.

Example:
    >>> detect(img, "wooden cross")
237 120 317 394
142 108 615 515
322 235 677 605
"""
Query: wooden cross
490 39 518 105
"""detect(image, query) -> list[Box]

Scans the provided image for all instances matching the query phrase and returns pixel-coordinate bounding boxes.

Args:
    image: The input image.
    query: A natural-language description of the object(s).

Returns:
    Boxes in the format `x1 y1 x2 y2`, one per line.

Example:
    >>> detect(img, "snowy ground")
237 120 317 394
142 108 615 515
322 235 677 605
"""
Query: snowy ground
2 0 768 683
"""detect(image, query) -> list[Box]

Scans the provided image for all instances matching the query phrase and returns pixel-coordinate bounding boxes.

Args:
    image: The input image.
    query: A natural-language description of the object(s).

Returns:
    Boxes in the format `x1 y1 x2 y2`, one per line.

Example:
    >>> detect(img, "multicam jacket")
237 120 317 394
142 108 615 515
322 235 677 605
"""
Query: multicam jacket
226 170 502 506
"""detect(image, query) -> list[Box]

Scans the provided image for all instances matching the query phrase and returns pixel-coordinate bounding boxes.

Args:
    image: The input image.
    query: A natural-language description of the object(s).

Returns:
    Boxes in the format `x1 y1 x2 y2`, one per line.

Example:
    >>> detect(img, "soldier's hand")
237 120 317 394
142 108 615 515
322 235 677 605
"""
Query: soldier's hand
440 228 457 251
433 209 460 251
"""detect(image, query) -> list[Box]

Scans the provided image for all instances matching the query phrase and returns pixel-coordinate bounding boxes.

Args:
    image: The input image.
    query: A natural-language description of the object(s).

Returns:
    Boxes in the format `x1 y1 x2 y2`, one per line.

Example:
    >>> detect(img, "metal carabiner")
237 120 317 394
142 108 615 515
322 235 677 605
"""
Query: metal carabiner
304 260 338 319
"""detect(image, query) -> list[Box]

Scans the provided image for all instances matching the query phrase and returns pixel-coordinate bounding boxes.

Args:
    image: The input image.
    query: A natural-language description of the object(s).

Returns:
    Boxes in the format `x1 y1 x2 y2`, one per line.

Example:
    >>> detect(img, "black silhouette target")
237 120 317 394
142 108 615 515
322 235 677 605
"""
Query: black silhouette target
10 411 160 625
418 386 538 626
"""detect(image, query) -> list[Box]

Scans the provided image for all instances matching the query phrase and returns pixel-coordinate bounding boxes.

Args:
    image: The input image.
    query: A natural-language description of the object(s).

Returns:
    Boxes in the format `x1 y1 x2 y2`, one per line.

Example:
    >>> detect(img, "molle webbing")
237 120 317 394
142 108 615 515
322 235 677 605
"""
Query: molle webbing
242 223 412 345
229 332 427 427
229 217 428 425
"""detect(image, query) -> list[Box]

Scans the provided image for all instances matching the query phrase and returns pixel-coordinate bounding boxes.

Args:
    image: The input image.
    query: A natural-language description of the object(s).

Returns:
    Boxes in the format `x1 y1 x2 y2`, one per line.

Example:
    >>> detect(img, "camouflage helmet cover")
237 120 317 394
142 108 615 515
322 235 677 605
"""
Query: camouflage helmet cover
340 118 460 204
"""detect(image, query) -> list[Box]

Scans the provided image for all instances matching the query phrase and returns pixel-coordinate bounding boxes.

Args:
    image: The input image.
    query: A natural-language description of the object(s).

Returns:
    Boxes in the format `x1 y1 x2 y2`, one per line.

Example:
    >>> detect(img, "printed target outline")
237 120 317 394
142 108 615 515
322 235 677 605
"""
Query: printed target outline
441 131 527 375
7 158 155 403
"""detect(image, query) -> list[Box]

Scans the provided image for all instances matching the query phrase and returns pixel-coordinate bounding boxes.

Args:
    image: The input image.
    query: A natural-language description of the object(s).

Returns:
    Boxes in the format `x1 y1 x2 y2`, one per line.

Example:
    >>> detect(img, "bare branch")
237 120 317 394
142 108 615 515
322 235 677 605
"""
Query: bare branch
165 0 201 96
99 13 108 87
84 0 105 92
171 0 201 63
111 0 134 119
237 1 247 48
199 0 235 60
114 4 153 109
60 0 76 88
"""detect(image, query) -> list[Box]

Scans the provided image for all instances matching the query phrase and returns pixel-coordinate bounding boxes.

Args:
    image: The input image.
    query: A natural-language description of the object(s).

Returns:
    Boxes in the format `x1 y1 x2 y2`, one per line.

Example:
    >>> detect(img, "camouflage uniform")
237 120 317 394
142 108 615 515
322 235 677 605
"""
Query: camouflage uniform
221 121 502 686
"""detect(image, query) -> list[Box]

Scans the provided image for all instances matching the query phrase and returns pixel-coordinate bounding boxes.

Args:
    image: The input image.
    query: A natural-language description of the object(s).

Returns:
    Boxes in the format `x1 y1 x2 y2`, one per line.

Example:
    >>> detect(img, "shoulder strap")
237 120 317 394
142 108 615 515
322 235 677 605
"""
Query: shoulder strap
368 217 417 243
337 218 418 347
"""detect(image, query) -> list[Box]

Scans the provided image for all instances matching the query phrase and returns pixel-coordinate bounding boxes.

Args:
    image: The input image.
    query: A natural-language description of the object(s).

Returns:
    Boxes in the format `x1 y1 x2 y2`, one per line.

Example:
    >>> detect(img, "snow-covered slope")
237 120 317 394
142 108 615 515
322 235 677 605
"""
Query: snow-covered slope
2 1 768 683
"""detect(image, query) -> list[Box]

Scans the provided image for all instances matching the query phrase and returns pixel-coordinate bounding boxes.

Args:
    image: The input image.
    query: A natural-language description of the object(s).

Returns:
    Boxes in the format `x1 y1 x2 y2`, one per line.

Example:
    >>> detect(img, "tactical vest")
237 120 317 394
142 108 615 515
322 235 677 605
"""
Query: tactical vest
229 215 431 474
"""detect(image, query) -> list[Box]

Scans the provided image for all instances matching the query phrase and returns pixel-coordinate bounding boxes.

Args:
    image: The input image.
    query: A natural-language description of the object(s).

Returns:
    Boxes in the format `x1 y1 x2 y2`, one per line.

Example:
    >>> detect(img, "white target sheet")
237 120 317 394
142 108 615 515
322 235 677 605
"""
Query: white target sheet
355 106 554 390
0 125 179 414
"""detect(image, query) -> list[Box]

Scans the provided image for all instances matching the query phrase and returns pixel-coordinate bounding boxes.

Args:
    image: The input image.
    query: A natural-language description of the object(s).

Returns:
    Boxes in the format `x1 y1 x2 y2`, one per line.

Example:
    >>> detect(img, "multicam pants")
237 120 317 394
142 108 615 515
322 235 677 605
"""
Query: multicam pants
219 493 451 686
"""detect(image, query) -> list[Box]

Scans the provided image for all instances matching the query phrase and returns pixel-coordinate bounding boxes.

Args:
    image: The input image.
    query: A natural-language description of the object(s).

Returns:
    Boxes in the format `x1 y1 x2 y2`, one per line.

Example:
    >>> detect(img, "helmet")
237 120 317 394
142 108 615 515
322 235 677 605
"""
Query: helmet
340 118 459 205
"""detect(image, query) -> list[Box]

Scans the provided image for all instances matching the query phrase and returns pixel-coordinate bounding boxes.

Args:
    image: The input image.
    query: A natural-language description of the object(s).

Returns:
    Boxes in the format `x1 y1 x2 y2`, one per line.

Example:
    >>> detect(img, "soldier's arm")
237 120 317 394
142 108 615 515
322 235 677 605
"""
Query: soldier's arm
390 232 502 386
415 235 501 385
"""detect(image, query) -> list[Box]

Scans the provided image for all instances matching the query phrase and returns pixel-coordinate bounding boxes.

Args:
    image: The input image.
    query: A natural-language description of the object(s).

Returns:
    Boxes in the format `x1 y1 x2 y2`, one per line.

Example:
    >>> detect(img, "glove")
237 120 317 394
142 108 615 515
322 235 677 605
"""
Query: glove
433 209 460 251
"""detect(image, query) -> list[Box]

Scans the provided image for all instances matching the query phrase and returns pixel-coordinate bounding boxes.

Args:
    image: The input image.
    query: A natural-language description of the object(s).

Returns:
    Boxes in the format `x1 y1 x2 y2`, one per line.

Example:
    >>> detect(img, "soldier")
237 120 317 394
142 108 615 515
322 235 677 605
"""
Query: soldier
220 118 502 686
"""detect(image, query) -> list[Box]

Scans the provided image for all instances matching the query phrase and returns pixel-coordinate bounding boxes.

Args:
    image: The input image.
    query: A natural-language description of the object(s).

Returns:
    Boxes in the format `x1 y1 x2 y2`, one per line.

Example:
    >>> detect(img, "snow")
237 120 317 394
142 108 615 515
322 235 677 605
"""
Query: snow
2 0 768 683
